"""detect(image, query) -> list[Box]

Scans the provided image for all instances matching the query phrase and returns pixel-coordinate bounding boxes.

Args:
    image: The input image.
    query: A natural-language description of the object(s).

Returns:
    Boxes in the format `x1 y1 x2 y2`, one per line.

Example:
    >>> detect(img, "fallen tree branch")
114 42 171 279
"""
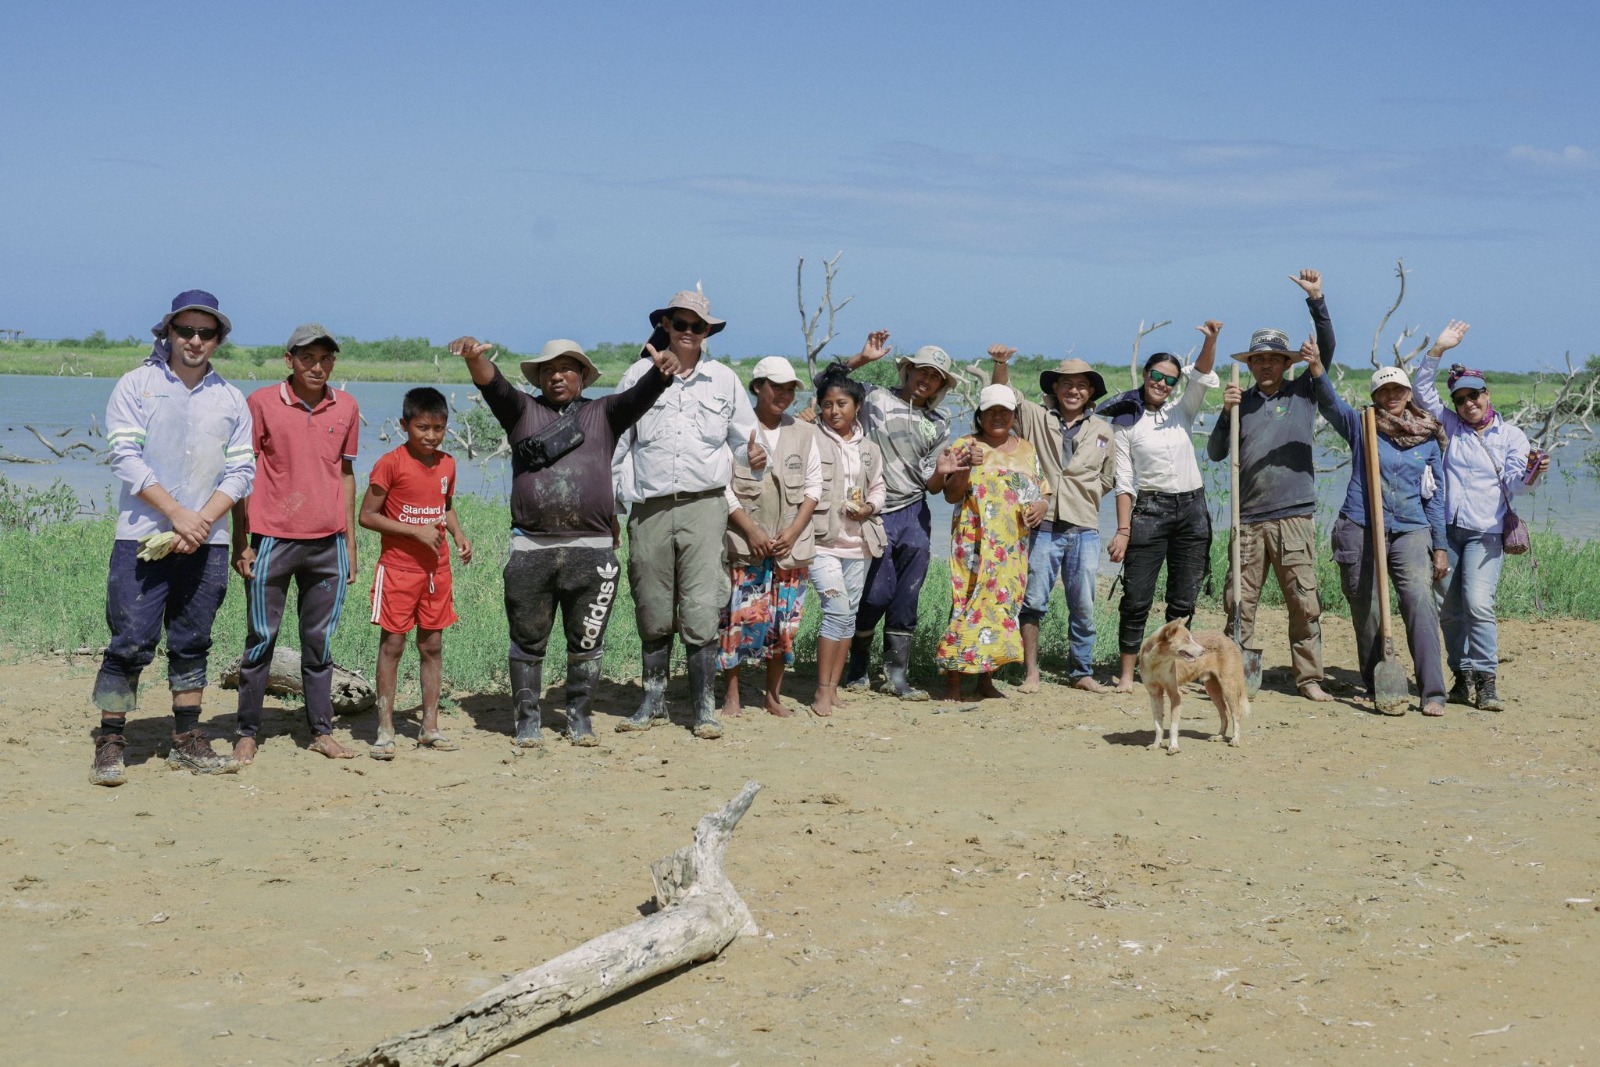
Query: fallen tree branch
348 781 763 1067
218 646 376 714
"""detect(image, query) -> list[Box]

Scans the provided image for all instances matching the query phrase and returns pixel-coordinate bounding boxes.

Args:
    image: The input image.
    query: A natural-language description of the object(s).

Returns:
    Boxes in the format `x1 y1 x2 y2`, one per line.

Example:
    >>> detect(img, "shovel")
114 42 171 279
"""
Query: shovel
1229 364 1262 695
1362 406 1411 714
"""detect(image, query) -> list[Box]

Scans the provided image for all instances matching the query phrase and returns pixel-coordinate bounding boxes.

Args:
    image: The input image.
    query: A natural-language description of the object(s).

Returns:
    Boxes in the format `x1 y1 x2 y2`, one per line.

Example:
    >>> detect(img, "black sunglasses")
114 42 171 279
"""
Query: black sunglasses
669 317 709 336
1451 388 1484 406
1146 368 1180 387
170 324 220 341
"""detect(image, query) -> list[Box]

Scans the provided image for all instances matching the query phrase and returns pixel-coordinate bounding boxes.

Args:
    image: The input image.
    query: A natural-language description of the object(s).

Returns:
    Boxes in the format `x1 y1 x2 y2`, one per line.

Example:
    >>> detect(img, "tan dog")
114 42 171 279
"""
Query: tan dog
1137 620 1250 754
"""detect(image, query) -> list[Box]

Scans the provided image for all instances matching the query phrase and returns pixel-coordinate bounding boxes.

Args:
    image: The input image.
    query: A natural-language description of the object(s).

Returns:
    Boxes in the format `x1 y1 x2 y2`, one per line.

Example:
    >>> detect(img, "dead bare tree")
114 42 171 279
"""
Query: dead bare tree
1129 319 1171 388
1502 352 1600 452
1368 258 1432 373
798 251 854 379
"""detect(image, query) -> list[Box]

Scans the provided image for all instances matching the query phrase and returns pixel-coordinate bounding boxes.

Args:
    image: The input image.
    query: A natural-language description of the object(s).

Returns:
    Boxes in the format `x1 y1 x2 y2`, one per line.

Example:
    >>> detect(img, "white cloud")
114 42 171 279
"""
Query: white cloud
1508 144 1596 169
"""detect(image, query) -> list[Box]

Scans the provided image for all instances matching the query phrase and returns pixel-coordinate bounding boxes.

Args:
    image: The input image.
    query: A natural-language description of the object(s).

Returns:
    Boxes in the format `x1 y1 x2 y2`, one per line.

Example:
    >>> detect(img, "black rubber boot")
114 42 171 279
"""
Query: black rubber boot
1475 672 1504 712
565 657 601 747
880 631 929 701
1447 670 1477 707
510 657 544 747
686 642 723 739
617 638 673 732
842 630 874 692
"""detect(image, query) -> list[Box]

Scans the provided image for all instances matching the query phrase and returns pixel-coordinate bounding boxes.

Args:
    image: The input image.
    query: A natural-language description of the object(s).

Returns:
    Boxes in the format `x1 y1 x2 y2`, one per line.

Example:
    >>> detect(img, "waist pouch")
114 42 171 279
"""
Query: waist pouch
515 406 586 471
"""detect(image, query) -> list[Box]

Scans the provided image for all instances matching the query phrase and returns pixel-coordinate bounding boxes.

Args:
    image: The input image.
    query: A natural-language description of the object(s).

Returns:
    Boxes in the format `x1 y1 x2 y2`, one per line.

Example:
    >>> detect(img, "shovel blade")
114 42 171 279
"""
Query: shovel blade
1373 657 1410 715
1242 648 1263 698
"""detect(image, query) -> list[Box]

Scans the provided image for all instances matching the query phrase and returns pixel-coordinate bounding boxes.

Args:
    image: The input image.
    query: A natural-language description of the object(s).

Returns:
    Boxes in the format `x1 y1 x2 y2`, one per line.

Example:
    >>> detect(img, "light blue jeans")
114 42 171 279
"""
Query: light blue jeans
810 553 868 641
1436 523 1505 676
1021 524 1100 678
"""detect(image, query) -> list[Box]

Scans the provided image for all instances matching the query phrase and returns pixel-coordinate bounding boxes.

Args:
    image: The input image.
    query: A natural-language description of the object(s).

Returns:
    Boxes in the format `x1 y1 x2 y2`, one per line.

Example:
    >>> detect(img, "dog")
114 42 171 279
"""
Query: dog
1137 620 1251 754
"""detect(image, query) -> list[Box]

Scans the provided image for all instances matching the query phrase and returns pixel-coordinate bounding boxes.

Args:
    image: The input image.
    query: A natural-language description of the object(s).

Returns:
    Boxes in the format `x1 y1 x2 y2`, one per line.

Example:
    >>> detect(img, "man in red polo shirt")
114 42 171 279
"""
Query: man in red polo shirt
230 323 360 763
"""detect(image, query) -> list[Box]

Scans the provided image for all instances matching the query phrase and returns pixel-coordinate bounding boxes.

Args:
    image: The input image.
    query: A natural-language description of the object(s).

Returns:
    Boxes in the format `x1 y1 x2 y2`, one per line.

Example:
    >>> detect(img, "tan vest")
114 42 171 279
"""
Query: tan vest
811 428 887 558
725 418 818 569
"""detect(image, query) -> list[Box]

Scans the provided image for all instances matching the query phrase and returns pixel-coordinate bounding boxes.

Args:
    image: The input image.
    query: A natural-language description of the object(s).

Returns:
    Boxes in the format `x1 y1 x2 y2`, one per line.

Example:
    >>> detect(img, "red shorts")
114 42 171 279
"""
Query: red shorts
370 563 458 633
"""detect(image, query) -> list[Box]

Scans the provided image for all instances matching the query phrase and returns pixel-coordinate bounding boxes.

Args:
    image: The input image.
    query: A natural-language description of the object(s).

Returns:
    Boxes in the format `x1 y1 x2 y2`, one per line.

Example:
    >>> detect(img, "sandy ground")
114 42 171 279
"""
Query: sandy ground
3 606 1598 1067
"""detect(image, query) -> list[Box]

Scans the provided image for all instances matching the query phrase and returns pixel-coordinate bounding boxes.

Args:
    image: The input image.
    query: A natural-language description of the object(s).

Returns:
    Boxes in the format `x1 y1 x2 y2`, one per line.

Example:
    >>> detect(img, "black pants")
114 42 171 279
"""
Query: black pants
504 544 620 663
1118 490 1212 654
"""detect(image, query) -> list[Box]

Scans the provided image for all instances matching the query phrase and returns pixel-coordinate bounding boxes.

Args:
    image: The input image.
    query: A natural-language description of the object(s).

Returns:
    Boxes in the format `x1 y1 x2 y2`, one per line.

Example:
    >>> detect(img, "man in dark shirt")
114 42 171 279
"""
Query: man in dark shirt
1206 269 1336 702
449 335 677 745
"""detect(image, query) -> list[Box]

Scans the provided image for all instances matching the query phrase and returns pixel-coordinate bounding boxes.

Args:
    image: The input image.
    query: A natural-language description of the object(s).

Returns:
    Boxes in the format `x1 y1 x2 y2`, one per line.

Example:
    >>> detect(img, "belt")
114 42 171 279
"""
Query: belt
647 487 723 503
1140 489 1203 503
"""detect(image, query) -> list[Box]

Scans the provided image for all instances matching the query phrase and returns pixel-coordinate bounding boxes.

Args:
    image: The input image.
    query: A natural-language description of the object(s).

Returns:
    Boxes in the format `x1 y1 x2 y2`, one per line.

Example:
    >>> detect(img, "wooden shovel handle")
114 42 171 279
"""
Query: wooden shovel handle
1362 407 1394 641
1229 365 1241 618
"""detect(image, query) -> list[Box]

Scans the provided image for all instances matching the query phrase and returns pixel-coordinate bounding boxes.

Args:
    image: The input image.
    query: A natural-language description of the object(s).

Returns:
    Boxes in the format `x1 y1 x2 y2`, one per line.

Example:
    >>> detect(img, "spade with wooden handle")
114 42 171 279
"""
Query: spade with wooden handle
1229 364 1261 694
1362 406 1411 714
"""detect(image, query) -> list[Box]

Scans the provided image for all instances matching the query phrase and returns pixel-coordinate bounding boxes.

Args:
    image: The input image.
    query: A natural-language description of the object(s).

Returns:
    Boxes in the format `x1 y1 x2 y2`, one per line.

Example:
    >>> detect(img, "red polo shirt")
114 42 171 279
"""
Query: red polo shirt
245 381 360 539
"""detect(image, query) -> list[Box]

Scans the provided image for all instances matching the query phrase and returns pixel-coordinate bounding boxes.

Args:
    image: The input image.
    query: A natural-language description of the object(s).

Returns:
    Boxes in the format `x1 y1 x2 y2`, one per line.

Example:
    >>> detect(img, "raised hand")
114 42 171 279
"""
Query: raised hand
795 397 818 424
747 429 768 472
1195 320 1224 342
1288 269 1323 300
447 336 493 360
1433 320 1471 354
646 342 681 376
987 344 1017 364
1297 336 1324 376
857 330 892 363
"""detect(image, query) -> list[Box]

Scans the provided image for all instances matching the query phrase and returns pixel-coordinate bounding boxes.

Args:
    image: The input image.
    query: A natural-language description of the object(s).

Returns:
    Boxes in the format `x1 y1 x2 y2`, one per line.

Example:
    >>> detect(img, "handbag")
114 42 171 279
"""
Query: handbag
514 403 587 471
1500 490 1531 555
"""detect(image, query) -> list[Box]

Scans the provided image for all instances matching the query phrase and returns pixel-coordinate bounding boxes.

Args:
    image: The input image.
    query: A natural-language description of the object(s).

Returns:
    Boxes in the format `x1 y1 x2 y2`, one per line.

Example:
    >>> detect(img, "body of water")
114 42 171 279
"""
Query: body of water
4 374 1597 553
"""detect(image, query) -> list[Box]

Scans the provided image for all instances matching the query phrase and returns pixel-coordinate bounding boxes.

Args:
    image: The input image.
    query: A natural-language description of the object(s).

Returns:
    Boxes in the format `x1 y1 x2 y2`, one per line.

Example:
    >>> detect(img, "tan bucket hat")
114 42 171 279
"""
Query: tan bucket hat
1038 357 1107 403
648 288 727 336
893 345 957 407
521 339 601 389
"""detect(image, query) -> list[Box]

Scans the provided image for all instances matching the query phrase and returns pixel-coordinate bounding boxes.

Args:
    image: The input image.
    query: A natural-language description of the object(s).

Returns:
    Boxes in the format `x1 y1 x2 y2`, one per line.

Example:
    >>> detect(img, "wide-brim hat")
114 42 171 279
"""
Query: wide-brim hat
1038 357 1107 403
1230 328 1295 363
1369 365 1412 395
152 289 232 341
893 345 957 408
648 289 727 337
521 338 601 389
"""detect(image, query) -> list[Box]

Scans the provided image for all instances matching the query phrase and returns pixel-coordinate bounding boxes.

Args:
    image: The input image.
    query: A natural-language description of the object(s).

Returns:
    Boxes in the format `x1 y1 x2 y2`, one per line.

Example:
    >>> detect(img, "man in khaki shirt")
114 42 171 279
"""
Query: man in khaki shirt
990 349 1117 692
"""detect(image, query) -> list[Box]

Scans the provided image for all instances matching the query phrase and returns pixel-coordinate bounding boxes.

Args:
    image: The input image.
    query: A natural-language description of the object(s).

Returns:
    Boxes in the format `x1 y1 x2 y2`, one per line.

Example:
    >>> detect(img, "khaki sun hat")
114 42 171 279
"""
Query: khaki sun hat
521 339 602 389
648 288 727 336
1230 328 1295 363
893 345 957 407
1038 357 1107 403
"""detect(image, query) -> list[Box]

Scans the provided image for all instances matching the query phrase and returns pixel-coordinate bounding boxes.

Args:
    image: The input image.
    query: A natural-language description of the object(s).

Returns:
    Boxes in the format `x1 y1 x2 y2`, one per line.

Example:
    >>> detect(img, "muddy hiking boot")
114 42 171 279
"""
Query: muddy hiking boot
686 642 723 740
842 631 874 693
1448 670 1478 707
564 657 601 747
1475 672 1504 712
878 631 929 701
617 638 673 732
510 657 544 747
167 730 239 775
90 731 127 787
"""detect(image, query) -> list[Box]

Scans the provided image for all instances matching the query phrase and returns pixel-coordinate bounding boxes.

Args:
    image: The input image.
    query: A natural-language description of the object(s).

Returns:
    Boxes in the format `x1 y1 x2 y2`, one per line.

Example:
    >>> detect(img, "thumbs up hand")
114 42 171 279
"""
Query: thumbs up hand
747 428 768 472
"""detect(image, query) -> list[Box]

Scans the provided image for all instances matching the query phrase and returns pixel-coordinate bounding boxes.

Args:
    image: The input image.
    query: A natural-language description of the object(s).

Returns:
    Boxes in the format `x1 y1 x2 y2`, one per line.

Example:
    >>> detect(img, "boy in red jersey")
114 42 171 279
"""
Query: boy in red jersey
359 387 473 758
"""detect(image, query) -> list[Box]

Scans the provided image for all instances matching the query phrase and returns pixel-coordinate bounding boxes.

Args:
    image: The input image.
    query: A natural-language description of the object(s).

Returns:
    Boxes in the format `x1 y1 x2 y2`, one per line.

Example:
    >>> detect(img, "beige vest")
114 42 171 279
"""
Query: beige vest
725 418 818 569
811 429 887 558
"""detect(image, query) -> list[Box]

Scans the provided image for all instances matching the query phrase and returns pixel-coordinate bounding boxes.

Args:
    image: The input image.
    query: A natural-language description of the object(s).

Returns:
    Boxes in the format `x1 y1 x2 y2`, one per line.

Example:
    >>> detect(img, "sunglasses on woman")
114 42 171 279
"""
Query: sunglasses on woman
1146 369 1180 387
669 317 709 336
170 324 220 341
1451 388 1484 406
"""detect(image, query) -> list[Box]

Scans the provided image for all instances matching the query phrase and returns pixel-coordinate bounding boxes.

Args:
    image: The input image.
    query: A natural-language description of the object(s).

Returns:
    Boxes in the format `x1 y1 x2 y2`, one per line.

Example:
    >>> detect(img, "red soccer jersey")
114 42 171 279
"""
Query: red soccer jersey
246 381 360 539
369 443 457 572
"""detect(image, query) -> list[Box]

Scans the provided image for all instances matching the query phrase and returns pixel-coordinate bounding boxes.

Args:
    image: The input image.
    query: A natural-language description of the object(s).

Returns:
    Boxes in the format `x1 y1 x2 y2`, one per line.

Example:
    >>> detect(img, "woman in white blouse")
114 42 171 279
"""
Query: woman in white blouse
1102 321 1223 692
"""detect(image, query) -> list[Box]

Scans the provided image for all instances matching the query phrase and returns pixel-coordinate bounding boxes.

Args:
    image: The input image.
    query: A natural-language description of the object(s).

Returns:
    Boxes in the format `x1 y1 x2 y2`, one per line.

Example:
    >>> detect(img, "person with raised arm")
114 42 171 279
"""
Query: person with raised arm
1413 321 1547 711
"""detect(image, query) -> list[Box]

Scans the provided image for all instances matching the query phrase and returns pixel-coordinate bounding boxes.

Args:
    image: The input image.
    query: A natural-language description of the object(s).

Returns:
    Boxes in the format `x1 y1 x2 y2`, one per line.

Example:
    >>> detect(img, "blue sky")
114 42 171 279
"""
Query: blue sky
3 0 1596 370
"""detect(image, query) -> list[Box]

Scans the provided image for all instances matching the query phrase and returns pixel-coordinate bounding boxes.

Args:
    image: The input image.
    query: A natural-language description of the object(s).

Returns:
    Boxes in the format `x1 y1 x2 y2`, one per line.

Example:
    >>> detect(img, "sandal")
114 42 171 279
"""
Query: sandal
417 731 459 751
369 730 396 761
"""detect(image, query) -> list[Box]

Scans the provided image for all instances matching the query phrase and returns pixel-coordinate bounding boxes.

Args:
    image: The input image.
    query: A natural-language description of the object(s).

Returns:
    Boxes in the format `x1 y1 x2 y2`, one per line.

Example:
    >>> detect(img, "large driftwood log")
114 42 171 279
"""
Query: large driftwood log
218 647 376 714
348 781 763 1067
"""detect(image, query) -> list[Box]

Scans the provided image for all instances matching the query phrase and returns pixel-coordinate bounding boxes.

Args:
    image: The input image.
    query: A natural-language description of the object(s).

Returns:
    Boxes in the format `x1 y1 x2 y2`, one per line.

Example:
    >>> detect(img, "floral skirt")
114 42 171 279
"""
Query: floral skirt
717 559 808 669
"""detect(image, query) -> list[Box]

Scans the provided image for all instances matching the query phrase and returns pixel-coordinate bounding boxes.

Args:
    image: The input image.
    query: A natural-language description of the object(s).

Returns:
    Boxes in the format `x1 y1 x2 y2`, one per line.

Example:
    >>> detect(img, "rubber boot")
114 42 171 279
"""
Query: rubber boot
510 657 544 747
1447 669 1477 707
617 638 672 732
880 631 929 701
563 657 601 746
842 631 874 692
1475 672 1504 712
686 642 723 739
1242 649 1263 698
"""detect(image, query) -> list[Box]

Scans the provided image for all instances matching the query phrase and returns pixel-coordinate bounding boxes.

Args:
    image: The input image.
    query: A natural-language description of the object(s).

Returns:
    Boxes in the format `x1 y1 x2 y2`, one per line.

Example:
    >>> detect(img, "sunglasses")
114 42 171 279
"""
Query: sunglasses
170 324 220 341
1451 388 1484 406
669 317 709 336
1146 369 1180 387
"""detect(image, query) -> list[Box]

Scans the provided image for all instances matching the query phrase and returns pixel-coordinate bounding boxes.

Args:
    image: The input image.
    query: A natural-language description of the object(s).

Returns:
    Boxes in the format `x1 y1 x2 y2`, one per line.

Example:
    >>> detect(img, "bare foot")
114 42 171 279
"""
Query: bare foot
308 734 356 759
233 737 257 765
1112 678 1136 694
766 695 794 718
1299 682 1334 703
723 700 744 719
809 694 834 717
976 677 1006 700
1072 676 1111 694
942 683 965 702
1018 671 1042 694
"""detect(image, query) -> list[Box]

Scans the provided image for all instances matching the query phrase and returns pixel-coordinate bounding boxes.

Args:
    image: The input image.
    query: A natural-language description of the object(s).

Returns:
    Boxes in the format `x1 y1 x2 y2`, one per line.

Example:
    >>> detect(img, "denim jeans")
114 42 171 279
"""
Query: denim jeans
810 553 868 641
1435 523 1505 676
1117 490 1211 654
1022 523 1100 678
856 499 931 636
1331 516 1445 702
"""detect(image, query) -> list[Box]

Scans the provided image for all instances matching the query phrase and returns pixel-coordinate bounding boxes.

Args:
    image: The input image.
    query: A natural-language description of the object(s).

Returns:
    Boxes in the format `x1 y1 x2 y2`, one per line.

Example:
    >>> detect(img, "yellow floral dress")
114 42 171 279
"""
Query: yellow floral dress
936 436 1046 673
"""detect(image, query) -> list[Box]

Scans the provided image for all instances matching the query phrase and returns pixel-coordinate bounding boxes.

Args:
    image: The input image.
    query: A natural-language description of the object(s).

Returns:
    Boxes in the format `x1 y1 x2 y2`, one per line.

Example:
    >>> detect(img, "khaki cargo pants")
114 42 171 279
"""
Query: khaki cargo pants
1223 514 1324 689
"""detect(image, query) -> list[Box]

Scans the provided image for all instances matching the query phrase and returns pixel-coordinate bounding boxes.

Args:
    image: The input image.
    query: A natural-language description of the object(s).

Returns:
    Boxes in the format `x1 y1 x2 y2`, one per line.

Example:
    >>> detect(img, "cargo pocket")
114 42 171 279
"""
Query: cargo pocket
1329 515 1365 566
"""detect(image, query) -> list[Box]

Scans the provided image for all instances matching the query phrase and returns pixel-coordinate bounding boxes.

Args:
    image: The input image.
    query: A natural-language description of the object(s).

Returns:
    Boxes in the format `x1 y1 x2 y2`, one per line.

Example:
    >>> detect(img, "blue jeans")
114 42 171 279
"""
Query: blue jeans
1436 524 1505 676
810 553 868 641
856 499 931 636
1021 524 1099 678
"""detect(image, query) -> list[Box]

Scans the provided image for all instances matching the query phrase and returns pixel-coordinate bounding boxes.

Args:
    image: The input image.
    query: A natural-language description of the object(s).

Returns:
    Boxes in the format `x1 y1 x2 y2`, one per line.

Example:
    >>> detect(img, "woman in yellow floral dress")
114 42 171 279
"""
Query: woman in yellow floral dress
936 384 1050 700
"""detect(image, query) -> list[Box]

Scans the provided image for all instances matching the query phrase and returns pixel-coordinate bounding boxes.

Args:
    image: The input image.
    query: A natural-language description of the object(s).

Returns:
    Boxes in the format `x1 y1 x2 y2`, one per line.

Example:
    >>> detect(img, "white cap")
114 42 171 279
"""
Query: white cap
977 383 1018 411
1369 365 1412 395
751 356 800 385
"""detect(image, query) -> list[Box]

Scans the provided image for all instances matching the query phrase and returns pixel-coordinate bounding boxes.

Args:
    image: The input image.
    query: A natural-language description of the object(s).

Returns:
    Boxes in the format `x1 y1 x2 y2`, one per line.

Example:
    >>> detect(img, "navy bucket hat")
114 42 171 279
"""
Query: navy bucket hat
152 289 232 341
